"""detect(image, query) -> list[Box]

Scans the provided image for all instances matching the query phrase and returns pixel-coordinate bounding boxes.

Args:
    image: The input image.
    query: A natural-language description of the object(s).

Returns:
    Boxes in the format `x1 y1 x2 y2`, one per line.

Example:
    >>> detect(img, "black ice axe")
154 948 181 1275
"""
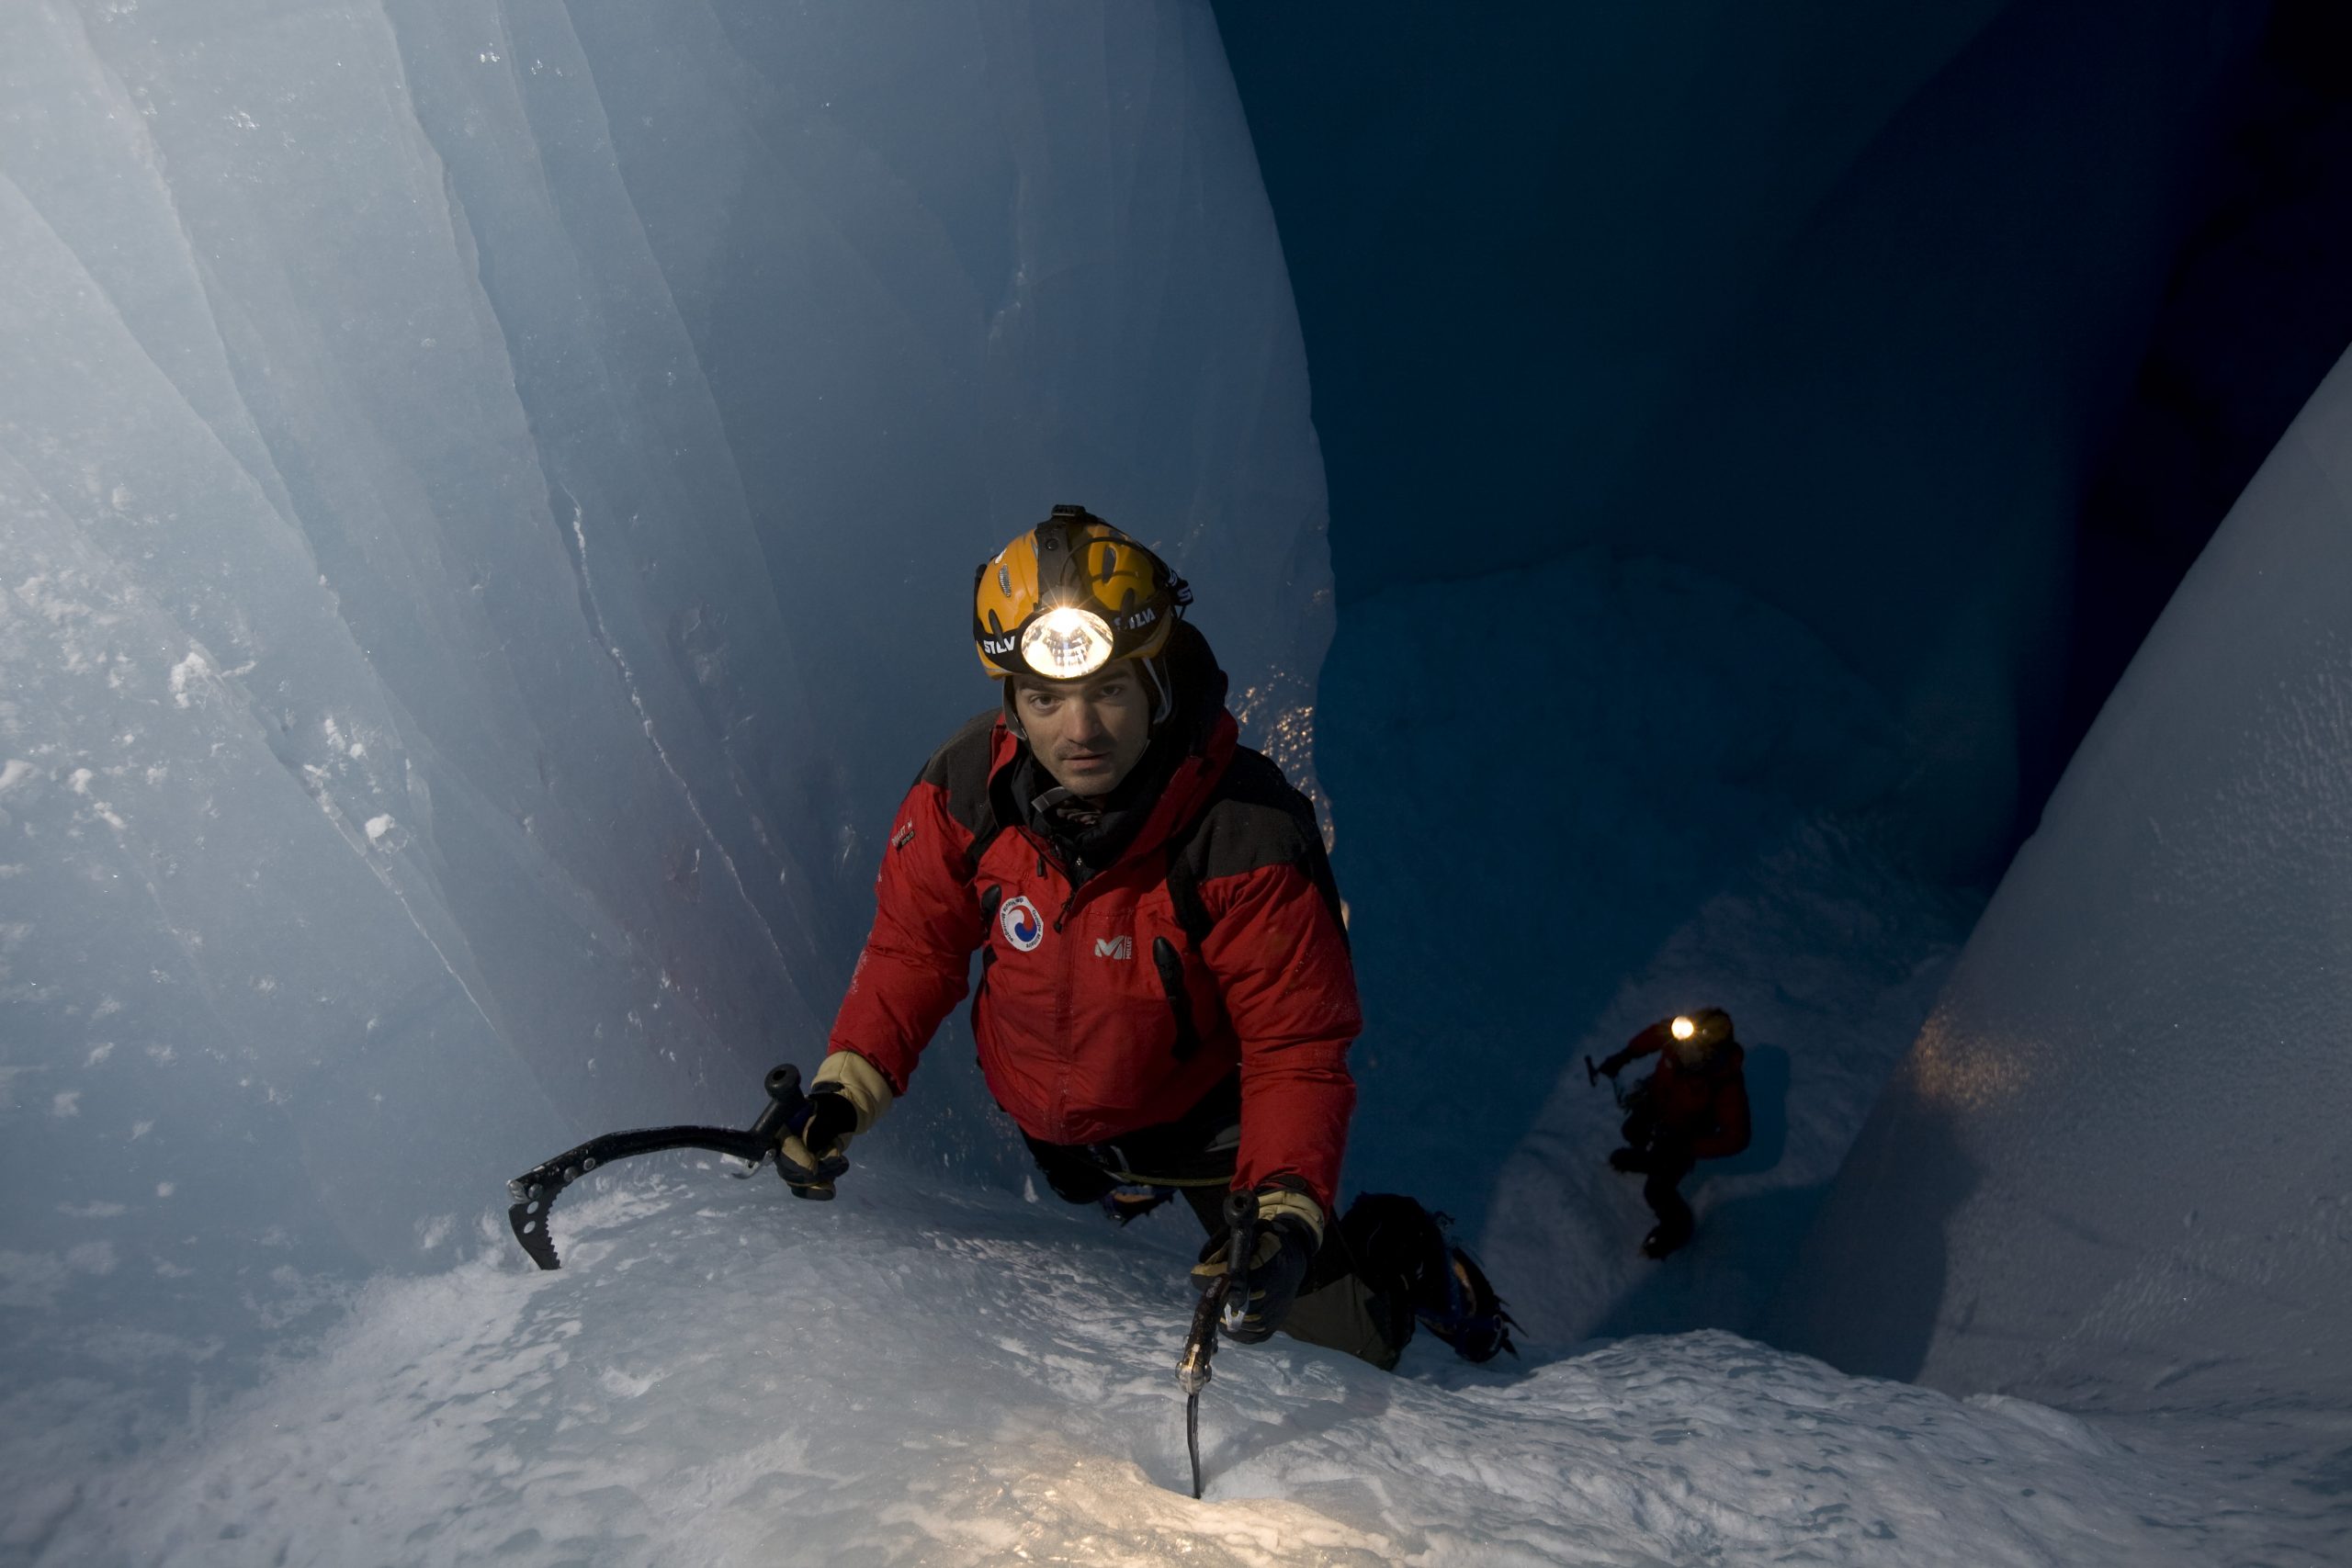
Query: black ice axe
507 1062 819 1269
1177 1189 1261 1500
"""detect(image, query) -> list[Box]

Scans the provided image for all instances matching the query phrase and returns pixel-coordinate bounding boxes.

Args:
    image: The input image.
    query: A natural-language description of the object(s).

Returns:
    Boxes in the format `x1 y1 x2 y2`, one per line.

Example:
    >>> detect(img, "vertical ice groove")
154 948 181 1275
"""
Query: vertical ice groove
0 170 323 602
547 477 796 979
292 746 513 1057
2 462 503 1121
3 0 303 535
487 0 805 656
3 425 511 1065
396 0 834 980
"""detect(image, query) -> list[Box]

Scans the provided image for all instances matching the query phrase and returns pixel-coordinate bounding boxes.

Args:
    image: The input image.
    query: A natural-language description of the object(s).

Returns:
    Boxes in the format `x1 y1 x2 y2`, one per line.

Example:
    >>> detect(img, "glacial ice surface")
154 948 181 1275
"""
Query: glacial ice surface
1776 343 2352 1438
0 0 1326 1389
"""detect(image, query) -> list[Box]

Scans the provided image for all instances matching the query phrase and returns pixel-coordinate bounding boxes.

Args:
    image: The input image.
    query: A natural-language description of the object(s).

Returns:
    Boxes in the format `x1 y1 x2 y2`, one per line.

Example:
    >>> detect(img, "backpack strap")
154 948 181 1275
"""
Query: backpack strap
1151 815 1213 1062
963 805 1002 877
1157 755 1343 950
911 710 1005 876
1160 814 1216 948
1148 755 1347 1064
1151 934 1204 1062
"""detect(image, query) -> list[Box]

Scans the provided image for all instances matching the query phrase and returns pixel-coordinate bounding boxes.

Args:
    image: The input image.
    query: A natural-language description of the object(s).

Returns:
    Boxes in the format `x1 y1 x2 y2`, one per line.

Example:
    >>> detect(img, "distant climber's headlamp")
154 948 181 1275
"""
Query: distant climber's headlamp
1670 1016 1697 1042
1021 606 1114 678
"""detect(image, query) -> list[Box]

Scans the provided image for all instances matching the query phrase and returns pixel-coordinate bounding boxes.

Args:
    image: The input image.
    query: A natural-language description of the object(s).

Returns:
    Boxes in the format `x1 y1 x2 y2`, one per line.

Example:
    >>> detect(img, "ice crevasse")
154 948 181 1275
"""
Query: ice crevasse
1774 340 2352 1433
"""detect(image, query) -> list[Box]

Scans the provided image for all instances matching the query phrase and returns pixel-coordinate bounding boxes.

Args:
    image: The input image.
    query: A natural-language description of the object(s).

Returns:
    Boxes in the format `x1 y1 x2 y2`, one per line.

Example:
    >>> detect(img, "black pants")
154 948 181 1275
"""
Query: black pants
1622 1098 1698 1242
1023 1077 1419 1369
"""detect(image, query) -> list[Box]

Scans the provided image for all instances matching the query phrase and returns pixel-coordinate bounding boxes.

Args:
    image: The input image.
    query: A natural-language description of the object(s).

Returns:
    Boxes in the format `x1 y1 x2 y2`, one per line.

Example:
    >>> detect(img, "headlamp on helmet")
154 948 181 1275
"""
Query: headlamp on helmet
1664 1008 1734 1061
973 504 1190 682
1020 606 1116 678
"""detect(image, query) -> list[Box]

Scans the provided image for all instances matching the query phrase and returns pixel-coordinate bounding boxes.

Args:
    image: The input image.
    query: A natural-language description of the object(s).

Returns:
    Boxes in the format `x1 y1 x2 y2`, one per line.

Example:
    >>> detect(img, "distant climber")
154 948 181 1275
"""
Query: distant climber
1593 1008 1751 1258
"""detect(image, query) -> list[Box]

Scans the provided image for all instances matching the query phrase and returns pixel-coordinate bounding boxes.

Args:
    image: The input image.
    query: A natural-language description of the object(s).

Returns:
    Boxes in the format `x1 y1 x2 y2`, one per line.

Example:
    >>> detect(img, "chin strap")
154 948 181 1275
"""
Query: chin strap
1142 654 1175 726
1030 783 1086 820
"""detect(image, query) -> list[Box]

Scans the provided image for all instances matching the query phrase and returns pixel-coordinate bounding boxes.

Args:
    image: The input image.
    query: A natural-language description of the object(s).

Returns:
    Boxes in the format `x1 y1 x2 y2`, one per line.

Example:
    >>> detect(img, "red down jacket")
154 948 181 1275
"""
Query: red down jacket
1623 1023 1751 1161
825 706 1360 1212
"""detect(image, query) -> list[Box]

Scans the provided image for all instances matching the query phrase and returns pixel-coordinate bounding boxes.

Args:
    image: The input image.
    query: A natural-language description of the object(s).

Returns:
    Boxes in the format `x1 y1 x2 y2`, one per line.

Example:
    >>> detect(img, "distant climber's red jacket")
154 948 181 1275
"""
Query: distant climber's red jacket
826 708 1360 1212
1623 1026 1751 1160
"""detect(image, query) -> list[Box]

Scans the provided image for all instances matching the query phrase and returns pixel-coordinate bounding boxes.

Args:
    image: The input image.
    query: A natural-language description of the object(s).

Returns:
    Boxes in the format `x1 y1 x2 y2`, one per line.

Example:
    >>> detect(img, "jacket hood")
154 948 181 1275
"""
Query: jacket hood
1156 619 1229 756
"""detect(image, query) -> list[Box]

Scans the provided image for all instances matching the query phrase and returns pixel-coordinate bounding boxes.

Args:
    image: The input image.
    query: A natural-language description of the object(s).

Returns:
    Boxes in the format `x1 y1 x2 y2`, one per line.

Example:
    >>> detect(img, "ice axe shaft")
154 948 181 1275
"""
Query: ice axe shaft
1178 1189 1261 1500
1179 1272 1227 1498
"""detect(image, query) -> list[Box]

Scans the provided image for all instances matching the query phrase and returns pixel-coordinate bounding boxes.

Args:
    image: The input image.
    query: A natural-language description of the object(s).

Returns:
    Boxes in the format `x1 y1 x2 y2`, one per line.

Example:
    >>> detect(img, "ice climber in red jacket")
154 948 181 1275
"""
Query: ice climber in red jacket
773 504 1513 1368
1596 1008 1752 1258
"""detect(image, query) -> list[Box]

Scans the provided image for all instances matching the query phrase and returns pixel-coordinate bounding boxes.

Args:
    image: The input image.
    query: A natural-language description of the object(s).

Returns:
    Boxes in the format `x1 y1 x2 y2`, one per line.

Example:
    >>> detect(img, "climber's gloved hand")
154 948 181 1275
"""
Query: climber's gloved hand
777 1090 855 1199
1596 1049 1633 1078
776 1052 895 1201
1608 1145 1650 1174
1191 1189 1323 1344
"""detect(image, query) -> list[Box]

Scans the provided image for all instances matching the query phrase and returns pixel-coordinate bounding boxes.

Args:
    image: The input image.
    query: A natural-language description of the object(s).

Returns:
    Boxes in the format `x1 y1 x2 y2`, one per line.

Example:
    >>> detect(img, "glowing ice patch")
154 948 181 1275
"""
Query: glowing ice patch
1020 607 1114 677
1671 1016 1696 1041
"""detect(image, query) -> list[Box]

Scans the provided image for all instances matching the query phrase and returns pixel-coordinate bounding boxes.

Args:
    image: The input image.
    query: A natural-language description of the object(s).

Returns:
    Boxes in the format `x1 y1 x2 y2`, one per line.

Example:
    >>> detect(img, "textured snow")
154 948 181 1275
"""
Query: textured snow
0 1167 2291 1568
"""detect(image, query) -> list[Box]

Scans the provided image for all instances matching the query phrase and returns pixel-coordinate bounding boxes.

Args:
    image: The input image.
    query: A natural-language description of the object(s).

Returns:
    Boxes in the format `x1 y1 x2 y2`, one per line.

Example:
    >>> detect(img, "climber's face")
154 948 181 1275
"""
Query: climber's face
1013 665 1152 798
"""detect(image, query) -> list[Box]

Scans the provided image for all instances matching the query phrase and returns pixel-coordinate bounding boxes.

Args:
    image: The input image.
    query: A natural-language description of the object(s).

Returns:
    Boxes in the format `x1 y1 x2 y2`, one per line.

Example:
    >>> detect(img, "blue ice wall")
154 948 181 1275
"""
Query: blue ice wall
0 0 1325 1388
1222 0 2266 878
1770 343 2352 1417
1219 1 2269 1267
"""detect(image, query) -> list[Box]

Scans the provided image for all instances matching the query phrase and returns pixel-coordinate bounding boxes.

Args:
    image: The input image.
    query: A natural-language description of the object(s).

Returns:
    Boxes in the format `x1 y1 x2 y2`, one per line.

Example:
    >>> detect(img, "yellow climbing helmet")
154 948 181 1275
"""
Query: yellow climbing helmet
973 504 1191 681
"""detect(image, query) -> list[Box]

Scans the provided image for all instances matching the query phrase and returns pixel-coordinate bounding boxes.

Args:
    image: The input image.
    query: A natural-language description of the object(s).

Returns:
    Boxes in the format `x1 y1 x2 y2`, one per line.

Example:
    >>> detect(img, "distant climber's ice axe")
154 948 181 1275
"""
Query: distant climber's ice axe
1587 1055 1627 1109
506 1063 816 1269
1177 1189 1261 1500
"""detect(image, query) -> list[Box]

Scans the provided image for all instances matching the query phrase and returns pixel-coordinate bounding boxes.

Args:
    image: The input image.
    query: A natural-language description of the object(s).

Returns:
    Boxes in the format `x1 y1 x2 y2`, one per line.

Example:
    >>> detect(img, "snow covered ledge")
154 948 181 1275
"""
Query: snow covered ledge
1772 344 2352 1431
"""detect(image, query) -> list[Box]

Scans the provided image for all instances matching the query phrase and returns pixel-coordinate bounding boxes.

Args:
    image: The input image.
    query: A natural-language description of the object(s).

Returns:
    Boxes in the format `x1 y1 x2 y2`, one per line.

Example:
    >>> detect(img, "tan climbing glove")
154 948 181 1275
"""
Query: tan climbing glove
776 1052 894 1200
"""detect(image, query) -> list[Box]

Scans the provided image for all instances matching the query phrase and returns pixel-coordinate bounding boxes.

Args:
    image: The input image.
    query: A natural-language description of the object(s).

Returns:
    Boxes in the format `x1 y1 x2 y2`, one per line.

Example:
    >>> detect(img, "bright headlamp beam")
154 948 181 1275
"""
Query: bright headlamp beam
1021 606 1114 677
1670 1016 1696 1041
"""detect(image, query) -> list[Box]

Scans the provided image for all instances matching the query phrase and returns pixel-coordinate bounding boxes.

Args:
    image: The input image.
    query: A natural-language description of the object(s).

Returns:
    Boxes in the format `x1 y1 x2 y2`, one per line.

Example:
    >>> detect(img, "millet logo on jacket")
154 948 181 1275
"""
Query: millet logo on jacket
1000 895 1046 952
1093 936 1134 960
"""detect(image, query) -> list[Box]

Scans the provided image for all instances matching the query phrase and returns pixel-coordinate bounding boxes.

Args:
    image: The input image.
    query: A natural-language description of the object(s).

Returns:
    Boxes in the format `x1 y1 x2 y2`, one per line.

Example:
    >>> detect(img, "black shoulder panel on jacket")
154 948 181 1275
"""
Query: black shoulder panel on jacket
916 710 1001 841
1176 747 1346 936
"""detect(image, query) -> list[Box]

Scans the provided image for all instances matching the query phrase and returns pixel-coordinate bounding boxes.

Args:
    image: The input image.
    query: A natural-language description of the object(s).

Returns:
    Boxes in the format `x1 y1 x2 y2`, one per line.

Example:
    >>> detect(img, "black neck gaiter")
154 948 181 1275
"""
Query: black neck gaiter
1012 724 1184 884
